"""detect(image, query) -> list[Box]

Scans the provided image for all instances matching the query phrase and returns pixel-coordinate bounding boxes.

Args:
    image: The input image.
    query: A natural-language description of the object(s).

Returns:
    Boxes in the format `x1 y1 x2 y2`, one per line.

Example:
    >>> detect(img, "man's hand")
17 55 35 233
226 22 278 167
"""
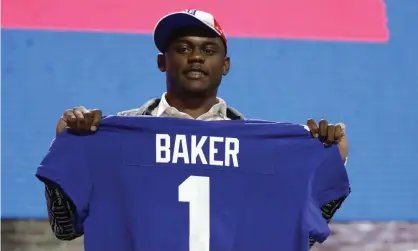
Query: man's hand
56 106 102 136
306 119 348 161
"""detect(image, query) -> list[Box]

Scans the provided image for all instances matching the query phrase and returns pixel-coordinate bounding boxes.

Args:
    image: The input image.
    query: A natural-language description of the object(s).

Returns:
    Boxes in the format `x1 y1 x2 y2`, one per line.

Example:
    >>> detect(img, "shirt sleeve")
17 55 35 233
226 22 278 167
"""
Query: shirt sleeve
36 131 93 233
45 183 84 240
311 145 350 207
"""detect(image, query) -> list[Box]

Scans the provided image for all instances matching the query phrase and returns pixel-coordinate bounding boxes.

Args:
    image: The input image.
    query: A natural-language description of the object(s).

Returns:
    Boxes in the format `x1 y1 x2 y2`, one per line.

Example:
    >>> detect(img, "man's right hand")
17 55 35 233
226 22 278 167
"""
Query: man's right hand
56 106 102 136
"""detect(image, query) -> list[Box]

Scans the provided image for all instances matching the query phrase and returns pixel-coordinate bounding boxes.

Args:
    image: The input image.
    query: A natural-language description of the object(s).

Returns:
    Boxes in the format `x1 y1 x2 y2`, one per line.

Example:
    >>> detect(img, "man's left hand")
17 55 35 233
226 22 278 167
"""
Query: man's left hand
306 119 348 161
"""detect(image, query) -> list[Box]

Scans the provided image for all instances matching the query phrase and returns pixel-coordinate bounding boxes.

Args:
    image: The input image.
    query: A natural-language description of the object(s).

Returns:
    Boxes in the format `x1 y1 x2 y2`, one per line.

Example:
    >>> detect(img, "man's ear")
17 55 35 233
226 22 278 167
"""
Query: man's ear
223 56 230 76
157 53 166 72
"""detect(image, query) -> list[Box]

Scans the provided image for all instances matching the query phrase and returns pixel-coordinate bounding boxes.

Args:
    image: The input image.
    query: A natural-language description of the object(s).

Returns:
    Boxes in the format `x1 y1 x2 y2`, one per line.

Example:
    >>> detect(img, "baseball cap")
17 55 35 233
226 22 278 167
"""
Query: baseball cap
153 9 227 53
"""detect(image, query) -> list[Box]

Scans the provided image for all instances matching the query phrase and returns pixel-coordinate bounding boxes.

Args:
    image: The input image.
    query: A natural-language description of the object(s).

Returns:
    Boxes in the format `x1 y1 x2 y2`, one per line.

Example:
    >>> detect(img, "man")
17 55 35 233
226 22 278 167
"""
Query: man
45 9 349 248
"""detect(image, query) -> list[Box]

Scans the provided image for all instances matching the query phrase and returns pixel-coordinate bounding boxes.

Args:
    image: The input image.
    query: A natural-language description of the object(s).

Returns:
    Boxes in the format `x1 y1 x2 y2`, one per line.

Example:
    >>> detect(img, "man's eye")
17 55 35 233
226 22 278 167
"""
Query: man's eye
203 48 216 54
177 46 190 53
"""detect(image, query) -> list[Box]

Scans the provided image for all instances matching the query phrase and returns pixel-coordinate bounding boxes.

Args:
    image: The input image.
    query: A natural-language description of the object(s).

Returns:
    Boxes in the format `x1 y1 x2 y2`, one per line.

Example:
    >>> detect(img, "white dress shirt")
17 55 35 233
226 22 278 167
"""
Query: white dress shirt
152 93 230 121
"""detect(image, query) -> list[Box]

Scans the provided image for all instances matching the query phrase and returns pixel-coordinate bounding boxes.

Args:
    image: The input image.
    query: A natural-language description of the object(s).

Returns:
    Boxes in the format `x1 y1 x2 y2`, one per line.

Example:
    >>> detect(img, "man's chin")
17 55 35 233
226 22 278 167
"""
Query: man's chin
181 81 212 94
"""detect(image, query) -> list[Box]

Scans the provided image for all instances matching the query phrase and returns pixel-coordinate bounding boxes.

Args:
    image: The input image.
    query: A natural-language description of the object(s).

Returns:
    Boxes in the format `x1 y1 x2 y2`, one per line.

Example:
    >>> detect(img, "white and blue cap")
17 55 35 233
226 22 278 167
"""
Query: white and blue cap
153 9 228 53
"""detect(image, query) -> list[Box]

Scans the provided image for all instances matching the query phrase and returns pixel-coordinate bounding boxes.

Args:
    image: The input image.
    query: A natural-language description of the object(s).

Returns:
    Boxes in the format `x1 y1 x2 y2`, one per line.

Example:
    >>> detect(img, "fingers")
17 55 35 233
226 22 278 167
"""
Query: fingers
62 109 77 123
56 106 102 135
71 106 88 130
334 124 343 142
306 119 319 138
309 119 344 145
318 119 328 140
80 106 93 129
56 109 77 136
326 125 335 145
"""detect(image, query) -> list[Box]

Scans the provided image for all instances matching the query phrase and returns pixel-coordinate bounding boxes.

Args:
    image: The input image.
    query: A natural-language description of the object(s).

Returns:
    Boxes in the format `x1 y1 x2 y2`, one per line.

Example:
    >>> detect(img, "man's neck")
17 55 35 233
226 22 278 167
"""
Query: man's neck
165 92 219 119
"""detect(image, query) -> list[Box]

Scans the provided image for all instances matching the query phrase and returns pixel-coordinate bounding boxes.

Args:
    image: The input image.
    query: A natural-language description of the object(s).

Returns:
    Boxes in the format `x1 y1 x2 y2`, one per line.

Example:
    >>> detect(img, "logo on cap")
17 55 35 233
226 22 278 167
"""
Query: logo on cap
184 9 197 15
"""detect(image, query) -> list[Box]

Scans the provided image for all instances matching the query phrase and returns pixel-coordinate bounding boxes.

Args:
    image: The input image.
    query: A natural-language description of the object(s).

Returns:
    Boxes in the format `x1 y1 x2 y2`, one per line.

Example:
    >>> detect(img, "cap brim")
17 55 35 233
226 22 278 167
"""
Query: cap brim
153 12 220 53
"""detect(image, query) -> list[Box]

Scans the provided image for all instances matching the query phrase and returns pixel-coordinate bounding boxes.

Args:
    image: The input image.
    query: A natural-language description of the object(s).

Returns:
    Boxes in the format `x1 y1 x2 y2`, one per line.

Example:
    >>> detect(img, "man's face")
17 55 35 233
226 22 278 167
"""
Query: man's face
158 27 230 96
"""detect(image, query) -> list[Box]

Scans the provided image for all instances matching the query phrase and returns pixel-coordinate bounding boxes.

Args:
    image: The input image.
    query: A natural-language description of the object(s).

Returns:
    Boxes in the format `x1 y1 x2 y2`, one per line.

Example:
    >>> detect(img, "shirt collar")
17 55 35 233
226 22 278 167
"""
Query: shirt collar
156 92 228 119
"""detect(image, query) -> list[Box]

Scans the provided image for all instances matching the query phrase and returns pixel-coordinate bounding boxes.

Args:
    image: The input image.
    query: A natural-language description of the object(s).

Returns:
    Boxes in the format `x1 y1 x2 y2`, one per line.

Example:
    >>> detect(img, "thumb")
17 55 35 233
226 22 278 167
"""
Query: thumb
335 123 348 160
335 122 347 139
90 109 103 131
56 117 68 136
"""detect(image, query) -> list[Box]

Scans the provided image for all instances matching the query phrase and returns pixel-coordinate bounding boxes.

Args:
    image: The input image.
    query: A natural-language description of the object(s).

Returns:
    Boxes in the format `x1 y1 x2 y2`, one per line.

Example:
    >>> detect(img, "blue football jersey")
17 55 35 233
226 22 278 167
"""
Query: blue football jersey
36 116 350 251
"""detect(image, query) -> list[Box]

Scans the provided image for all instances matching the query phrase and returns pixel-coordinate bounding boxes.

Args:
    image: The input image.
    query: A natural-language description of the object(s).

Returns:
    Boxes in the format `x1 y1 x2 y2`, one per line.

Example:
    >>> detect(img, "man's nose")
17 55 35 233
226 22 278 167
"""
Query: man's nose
187 49 205 63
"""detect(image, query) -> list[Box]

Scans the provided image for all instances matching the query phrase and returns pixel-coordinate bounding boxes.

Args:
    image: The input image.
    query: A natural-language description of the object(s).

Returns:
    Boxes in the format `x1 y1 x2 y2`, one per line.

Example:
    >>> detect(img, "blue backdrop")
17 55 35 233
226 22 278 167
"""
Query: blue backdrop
2 0 418 220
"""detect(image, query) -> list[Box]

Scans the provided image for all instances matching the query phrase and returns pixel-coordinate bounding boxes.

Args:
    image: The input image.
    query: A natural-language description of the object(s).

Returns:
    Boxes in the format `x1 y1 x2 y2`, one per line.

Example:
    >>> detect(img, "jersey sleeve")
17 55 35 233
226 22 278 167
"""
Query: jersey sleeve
36 131 93 232
311 145 350 206
304 197 331 243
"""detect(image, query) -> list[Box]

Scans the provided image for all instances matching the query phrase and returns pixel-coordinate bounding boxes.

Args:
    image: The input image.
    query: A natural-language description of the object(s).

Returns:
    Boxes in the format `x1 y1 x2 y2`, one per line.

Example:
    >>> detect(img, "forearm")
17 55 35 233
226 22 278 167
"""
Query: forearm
45 184 83 240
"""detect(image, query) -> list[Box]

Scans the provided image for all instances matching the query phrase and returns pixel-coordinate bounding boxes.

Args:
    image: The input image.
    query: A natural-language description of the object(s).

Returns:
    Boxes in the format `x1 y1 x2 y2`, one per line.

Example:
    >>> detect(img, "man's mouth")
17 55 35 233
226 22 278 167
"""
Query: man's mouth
184 67 207 79
185 70 206 79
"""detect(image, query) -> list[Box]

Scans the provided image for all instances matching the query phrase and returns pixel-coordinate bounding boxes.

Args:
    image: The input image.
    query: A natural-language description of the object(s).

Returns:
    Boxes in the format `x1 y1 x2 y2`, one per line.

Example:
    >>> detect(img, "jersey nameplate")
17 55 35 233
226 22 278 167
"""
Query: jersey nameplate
156 134 240 167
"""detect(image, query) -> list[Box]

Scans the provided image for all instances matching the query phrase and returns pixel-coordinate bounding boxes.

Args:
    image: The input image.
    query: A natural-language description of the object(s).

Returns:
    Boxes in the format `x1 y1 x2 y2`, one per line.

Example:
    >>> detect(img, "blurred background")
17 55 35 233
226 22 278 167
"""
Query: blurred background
1 0 417 250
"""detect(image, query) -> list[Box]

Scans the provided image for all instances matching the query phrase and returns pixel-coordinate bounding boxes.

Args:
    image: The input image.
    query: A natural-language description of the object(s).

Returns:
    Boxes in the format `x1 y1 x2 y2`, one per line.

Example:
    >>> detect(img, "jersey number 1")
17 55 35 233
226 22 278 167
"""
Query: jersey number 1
179 176 210 251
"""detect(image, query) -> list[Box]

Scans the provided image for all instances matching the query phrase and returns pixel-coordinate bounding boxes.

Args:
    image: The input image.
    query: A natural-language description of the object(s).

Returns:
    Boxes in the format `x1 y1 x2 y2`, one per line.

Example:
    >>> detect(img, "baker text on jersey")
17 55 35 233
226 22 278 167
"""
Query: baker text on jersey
155 134 240 167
